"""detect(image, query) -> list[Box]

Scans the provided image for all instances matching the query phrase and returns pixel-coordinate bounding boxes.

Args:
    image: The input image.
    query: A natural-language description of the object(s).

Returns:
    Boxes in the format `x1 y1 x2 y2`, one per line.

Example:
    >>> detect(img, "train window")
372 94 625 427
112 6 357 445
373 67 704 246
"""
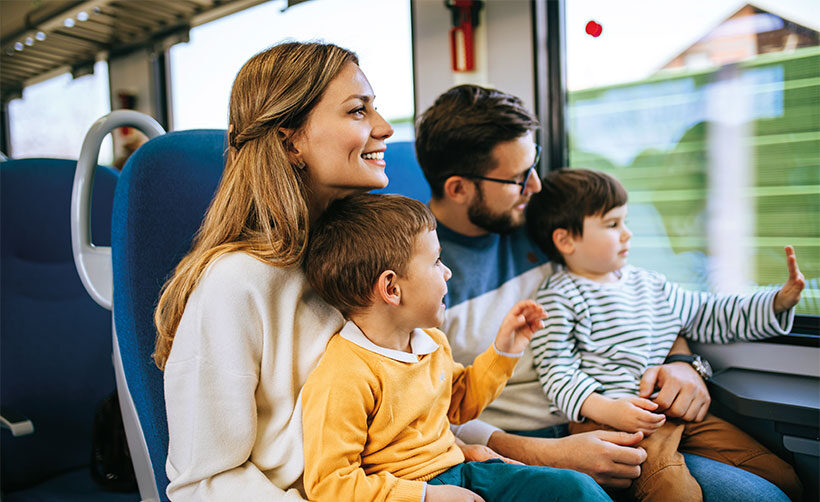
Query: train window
169 0 414 140
564 1 819 324
7 60 112 162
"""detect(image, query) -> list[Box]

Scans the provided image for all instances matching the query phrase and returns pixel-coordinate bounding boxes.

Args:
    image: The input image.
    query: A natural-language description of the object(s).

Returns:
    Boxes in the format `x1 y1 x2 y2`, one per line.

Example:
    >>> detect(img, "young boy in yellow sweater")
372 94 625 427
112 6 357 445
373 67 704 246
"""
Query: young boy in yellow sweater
301 193 612 502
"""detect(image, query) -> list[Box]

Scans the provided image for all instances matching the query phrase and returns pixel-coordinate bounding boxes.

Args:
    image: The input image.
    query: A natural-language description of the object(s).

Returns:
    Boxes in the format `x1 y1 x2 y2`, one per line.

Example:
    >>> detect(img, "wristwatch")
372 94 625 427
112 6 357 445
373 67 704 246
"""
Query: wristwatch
664 354 713 380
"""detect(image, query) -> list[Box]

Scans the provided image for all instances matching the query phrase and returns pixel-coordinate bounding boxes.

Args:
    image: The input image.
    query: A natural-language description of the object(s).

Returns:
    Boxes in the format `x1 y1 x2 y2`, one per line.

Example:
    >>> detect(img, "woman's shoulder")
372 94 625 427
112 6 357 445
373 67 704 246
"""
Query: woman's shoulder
201 251 305 292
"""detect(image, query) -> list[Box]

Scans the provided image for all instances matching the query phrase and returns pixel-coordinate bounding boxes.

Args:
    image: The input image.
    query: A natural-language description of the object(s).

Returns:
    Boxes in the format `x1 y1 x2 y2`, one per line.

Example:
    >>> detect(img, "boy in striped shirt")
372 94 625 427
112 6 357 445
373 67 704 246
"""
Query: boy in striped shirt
525 168 804 501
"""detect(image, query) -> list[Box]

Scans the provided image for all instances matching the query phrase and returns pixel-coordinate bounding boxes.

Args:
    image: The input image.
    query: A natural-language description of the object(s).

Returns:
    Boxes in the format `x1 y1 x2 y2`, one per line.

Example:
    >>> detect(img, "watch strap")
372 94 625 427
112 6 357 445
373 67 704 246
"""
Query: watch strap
665 354 696 365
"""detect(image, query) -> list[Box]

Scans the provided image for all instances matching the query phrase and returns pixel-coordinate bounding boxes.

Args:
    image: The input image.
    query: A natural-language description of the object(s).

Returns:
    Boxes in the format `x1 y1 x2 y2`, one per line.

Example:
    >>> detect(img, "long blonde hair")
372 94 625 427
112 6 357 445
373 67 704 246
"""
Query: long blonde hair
153 42 358 370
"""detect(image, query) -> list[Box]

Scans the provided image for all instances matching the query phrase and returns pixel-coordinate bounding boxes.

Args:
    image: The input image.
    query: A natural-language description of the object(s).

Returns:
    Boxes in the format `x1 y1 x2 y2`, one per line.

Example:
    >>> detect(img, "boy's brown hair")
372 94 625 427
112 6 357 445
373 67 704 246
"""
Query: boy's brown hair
526 168 628 265
304 193 437 317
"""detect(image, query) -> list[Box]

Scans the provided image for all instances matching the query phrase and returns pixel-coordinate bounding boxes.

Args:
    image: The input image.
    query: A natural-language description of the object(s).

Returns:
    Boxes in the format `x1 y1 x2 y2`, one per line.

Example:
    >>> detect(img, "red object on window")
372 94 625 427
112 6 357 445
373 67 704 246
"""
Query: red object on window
585 20 603 37
447 0 483 72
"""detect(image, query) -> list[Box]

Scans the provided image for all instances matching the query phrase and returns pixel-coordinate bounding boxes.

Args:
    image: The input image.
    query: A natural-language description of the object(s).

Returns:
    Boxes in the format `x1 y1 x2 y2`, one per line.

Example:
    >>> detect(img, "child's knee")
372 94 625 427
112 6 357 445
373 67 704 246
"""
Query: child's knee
554 469 610 502
741 453 802 502
633 462 702 502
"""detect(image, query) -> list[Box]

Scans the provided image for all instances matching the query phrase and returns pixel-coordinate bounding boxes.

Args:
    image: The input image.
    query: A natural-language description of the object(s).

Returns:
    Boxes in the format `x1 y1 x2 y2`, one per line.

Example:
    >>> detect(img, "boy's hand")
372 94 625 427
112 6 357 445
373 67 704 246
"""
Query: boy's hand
605 397 666 435
582 394 666 436
494 300 547 354
426 484 485 501
458 443 524 465
773 245 805 314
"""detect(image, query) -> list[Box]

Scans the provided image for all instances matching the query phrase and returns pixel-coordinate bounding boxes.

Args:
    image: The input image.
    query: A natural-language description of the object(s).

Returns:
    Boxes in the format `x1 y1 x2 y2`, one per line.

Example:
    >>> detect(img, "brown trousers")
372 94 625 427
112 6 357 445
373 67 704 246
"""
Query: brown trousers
569 414 802 502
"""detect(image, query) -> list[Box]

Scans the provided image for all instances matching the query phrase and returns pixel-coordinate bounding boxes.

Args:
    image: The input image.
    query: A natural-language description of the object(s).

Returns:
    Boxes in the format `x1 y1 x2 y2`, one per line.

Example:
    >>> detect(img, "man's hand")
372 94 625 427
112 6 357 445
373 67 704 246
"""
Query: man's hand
487 430 646 488
639 362 710 422
426 484 485 502
773 245 805 314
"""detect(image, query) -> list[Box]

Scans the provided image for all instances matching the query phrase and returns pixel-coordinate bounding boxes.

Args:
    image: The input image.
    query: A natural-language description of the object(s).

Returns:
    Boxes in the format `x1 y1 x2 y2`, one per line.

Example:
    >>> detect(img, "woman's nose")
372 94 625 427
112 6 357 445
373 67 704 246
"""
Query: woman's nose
443 264 452 281
372 111 394 139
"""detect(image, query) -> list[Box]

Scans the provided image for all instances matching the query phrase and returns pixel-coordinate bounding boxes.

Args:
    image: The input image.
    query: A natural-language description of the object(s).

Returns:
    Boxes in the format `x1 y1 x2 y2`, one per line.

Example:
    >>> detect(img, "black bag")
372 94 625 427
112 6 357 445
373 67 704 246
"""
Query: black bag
90 392 138 492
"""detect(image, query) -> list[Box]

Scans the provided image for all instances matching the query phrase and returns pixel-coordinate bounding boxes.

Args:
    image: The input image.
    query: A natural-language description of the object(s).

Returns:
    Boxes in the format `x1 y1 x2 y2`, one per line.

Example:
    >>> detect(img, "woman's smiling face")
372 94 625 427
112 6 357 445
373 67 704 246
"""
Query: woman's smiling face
293 62 394 200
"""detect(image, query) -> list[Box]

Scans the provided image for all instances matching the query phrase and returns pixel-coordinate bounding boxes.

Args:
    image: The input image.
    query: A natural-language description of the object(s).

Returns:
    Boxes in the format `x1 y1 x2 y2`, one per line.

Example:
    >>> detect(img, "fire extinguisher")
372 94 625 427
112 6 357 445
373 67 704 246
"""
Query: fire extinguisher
445 0 483 72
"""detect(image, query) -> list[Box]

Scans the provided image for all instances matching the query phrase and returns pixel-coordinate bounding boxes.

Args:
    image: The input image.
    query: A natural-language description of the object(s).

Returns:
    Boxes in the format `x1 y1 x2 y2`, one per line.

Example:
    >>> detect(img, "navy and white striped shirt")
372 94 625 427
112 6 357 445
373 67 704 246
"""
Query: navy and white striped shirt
531 265 794 422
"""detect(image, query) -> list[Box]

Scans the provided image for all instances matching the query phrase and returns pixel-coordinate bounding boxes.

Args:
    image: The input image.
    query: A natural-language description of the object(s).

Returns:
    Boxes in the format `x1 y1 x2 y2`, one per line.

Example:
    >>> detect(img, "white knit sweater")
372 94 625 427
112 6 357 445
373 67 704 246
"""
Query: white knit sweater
164 252 344 501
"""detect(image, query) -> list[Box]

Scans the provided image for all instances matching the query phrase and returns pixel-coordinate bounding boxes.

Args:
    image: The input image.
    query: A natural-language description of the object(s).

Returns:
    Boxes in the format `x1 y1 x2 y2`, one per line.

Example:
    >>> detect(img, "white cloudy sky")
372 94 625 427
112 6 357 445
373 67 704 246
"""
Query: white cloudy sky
566 0 820 90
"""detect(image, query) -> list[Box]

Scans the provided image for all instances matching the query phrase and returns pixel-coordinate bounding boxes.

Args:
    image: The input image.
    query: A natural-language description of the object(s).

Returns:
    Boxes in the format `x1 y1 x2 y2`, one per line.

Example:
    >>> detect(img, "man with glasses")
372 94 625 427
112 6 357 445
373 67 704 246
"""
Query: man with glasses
414 84 790 500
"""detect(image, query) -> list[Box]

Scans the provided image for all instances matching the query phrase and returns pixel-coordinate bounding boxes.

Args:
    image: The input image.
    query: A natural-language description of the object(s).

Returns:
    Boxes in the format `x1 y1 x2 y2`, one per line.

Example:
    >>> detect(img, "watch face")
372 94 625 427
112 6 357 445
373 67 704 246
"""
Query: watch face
693 356 713 378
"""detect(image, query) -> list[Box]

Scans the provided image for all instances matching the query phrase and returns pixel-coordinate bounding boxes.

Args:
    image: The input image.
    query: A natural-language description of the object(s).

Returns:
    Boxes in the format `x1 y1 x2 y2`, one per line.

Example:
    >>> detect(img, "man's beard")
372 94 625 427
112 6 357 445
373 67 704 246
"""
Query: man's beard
467 185 525 235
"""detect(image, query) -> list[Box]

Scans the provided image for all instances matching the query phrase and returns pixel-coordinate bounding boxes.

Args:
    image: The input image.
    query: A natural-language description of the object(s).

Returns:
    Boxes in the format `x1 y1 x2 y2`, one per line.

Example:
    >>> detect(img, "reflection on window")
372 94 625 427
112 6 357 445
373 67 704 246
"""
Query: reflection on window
169 0 414 141
566 1 819 316
8 61 112 163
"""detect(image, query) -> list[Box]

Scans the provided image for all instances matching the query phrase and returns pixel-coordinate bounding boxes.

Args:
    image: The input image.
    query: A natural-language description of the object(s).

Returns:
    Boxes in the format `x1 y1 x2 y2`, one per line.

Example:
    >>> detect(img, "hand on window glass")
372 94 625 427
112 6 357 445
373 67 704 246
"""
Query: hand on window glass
773 245 805 314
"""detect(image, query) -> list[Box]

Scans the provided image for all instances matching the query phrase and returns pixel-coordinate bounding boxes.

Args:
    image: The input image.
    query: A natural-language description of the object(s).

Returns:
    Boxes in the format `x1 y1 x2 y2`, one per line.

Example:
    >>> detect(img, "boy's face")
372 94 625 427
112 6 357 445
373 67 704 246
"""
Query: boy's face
565 204 632 281
397 230 453 328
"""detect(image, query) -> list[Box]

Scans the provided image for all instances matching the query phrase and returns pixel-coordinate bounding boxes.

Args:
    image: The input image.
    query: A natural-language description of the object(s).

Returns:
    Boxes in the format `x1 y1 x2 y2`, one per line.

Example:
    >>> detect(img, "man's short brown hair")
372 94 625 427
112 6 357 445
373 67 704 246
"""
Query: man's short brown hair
415 84 539 199
526 168 628 265
304 193 437 317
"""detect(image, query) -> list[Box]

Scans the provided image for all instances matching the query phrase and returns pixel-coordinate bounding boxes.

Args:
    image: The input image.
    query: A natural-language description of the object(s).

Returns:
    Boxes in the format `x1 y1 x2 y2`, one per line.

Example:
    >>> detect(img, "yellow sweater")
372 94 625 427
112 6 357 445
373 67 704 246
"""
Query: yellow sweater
301 324 520 502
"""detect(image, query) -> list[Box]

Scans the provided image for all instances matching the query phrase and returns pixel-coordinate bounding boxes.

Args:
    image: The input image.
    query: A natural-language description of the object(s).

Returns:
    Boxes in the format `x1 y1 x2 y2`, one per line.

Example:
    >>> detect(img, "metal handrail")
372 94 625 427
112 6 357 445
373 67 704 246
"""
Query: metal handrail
71 110 165 310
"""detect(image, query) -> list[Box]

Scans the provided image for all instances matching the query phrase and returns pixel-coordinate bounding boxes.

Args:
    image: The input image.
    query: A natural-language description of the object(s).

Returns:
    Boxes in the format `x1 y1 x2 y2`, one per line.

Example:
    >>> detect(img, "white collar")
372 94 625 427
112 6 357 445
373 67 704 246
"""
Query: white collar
339 321 440 363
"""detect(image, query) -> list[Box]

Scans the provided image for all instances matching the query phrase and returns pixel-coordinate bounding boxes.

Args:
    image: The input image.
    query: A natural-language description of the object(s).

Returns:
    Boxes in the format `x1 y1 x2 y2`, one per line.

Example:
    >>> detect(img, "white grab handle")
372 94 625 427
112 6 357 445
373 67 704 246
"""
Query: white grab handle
71 110 165 310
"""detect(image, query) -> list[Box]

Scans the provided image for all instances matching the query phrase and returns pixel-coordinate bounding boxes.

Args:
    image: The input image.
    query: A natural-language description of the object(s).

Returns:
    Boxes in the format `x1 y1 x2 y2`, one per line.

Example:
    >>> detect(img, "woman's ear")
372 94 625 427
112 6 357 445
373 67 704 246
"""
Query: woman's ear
552 228 575 255
279 127 305 168
376 270 401 306
443 176 475 205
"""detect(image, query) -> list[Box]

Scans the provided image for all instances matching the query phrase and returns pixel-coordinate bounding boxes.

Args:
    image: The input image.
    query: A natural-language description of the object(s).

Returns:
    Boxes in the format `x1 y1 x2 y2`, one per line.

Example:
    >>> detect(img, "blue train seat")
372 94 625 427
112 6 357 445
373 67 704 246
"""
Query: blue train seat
104 133 426 500
0 158 135 501
374 140 431 202
112 130 227 501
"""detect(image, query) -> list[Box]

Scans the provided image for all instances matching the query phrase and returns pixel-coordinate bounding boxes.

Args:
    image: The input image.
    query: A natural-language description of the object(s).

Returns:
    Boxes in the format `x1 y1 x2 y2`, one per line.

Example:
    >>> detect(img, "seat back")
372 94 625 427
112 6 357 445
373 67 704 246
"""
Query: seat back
111 130 227 499
373 140 431 202
110 135 427 499
0 159 118 491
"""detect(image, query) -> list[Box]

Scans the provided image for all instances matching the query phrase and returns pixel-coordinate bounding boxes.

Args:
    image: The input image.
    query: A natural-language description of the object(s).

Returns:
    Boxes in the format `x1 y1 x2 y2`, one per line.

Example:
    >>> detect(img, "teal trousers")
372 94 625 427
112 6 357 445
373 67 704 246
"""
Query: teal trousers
428 459 612 501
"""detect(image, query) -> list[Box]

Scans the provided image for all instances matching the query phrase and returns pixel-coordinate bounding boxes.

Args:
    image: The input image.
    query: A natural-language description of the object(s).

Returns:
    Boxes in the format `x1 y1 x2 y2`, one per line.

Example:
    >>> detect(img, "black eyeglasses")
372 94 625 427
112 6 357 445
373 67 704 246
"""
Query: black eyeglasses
454 145 541 195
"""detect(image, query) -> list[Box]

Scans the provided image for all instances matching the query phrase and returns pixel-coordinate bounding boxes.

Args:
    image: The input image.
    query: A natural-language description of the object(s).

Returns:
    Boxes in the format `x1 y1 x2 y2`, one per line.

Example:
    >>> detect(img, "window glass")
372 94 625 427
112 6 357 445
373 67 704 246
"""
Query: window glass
565 0 819 316
169 0 414 141
8 60 112 163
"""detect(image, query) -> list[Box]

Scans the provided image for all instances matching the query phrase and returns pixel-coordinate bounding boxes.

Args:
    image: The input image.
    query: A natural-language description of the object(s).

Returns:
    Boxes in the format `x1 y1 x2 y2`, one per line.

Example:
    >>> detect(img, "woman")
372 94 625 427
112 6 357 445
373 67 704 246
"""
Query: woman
153 42 393 500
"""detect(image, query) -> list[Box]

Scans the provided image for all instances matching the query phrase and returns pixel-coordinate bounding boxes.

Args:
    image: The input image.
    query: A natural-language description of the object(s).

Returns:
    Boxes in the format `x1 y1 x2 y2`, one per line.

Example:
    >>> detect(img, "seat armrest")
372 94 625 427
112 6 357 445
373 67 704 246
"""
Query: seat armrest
0 406 35 436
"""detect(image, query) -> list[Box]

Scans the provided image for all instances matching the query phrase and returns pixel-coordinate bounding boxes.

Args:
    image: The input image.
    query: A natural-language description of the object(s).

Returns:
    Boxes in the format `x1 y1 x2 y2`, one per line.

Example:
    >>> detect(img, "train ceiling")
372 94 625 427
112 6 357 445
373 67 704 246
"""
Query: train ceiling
0 0 285 102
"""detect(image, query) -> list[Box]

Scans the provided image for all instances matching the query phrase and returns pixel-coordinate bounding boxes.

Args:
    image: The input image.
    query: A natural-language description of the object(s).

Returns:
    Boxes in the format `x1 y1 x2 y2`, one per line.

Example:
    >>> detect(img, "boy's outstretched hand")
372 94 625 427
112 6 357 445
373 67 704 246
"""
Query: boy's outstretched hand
495 300 547 354
773 245 805 314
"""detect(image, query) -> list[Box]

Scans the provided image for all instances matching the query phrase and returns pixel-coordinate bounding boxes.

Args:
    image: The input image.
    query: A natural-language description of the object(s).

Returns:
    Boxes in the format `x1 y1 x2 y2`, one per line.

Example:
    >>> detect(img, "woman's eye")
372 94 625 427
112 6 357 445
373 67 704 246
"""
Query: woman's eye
350 106 366 116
